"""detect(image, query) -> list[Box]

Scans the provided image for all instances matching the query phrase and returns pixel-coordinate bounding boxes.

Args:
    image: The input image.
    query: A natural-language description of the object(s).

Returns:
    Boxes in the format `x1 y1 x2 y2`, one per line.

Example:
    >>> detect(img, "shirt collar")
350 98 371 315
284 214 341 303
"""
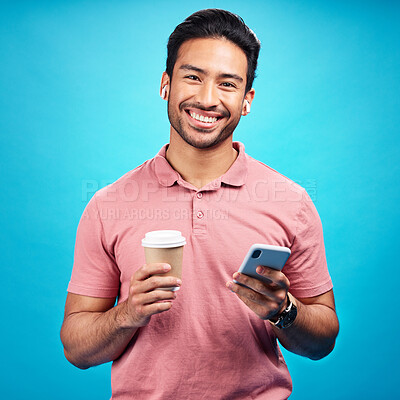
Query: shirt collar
153 141 248 188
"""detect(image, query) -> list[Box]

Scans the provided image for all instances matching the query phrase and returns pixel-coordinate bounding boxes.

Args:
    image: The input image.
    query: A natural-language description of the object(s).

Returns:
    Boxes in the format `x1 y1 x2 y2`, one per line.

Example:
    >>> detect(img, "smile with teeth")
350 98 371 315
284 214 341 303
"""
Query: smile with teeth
189 111 219 124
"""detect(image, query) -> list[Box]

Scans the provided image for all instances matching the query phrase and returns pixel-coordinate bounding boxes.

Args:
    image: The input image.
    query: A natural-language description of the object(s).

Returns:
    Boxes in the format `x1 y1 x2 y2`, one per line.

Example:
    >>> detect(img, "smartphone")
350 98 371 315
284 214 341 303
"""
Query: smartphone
235 244 291 286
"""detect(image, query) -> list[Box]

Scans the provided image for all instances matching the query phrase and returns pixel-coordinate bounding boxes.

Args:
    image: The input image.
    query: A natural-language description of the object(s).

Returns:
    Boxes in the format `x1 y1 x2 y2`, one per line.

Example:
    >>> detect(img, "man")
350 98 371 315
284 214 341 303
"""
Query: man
61 9 339 399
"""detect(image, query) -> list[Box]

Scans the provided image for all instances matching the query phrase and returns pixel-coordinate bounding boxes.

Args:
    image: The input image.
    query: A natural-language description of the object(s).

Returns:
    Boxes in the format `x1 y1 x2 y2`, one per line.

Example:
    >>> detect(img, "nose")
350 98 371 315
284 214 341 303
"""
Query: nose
194 82 219 108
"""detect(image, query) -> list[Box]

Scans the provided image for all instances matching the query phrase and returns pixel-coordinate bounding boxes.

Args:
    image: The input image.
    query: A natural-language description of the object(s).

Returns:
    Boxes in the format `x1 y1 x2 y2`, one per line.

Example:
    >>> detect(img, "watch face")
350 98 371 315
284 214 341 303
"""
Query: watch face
282 305 297 329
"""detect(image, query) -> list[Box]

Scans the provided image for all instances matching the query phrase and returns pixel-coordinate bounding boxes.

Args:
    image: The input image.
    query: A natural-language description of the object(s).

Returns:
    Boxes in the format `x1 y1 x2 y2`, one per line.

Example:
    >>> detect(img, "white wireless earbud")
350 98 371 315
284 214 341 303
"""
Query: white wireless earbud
161 85 167 100
245 100 251 113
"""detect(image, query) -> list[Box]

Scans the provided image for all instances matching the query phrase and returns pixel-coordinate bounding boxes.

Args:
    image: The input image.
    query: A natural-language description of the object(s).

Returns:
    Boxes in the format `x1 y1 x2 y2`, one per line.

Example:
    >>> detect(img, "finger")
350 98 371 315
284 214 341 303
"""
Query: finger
134 289 177 306
133 263 171 281
227 281 286 320
256 267 290 290
140 301 173 317
233 272 271 296
227 280 268 306
132 275 182 294
233 272 287 304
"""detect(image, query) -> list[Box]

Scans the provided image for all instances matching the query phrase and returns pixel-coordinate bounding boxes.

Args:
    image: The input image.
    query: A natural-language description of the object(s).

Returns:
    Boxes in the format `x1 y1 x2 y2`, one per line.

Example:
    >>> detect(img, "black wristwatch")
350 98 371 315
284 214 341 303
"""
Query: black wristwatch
272 295 297 329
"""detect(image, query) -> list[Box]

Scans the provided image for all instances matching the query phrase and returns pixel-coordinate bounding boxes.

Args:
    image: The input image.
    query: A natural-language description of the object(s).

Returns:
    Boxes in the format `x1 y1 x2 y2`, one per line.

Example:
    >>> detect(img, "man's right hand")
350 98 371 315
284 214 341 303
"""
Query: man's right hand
122 263 181 328
61 263 181 369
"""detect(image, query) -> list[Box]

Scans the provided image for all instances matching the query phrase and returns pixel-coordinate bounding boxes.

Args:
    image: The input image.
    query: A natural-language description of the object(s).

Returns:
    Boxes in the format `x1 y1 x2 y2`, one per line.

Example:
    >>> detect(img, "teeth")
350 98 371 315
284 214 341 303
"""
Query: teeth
190 111 217 123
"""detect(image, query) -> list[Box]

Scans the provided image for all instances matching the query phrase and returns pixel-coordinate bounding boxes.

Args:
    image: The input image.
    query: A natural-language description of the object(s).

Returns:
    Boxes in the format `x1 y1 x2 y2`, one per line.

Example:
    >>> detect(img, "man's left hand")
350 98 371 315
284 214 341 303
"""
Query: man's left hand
226 266 290 321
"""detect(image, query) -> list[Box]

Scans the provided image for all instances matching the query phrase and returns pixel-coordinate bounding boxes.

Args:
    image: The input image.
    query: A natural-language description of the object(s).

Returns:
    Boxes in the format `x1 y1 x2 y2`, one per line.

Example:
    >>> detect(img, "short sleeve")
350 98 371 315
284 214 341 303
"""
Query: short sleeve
284 190 333 298
67 193 120 298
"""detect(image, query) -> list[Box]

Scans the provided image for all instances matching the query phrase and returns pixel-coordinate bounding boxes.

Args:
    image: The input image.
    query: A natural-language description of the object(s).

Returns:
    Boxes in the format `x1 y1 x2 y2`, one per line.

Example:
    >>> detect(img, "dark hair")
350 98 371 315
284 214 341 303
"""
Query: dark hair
166 9 260 93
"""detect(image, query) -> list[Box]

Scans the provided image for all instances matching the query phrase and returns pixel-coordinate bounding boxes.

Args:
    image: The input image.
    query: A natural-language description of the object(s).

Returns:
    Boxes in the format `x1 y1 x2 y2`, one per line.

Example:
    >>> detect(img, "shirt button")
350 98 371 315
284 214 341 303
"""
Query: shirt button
196 211 204 219
196 192 203 199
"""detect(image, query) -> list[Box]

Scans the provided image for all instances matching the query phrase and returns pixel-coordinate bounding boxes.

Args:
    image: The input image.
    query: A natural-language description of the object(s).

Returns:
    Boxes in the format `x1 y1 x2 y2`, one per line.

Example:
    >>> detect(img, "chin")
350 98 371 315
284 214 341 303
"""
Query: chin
181 130 232 150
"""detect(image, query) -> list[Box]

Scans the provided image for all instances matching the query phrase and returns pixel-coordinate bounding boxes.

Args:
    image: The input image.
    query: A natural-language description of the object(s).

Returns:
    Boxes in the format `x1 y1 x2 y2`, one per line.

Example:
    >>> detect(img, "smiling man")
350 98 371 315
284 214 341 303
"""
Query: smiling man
162 36 254 189
61 9 339 400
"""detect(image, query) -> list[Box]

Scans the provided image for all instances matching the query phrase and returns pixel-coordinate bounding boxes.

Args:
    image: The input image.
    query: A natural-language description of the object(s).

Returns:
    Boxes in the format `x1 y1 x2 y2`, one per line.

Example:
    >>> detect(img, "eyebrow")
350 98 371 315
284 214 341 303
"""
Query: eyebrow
179 64 244 83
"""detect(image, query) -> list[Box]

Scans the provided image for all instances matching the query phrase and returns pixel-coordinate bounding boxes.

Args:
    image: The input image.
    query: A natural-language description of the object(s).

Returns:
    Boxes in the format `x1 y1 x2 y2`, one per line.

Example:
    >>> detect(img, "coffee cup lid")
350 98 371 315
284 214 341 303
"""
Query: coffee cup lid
142 230 186 248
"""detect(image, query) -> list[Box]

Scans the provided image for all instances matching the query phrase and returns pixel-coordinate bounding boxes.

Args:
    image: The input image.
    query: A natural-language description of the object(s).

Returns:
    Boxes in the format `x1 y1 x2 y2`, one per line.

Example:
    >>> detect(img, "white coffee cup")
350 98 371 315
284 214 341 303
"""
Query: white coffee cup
142 230 186 291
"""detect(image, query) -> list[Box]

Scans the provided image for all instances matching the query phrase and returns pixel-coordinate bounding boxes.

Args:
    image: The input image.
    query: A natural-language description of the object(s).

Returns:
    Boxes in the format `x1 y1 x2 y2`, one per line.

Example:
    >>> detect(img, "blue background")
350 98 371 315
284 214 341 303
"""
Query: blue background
1 0 399 398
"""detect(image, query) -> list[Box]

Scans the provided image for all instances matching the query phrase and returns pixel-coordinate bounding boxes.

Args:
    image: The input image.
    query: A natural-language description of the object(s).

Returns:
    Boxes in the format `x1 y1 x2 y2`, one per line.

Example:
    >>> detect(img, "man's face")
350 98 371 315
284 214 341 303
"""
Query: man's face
163 37 254 149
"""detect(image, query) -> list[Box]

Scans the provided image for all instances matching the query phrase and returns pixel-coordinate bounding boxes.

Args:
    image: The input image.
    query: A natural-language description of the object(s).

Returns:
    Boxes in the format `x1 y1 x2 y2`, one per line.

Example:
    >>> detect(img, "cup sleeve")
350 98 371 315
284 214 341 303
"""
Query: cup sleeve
67 193 120 298
283 189 333 299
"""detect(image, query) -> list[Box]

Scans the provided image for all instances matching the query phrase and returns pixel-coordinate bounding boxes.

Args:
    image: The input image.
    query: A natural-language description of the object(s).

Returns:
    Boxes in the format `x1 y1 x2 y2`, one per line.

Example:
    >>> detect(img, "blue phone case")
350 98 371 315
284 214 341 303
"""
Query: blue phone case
235 244 291 286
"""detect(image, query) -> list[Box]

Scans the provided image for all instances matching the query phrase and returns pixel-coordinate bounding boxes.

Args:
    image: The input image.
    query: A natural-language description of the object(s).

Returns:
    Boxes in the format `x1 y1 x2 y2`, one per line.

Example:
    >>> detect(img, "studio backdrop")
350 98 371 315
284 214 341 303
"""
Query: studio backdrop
0 0 399 399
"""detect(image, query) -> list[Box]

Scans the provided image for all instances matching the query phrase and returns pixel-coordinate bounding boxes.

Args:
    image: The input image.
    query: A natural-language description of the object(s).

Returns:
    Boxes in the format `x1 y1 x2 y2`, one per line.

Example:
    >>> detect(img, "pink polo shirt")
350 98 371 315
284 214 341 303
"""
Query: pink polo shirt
68 141 332 400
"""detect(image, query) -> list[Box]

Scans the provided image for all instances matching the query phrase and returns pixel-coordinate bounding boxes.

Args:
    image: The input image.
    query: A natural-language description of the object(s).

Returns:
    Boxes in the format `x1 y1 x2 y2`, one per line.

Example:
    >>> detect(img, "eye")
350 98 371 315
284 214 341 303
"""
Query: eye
221 82 236 88
185 75 200 81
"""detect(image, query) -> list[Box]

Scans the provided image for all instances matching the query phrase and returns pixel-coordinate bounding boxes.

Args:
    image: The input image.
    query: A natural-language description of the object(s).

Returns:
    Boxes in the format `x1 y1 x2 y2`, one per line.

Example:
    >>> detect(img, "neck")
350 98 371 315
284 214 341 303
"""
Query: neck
165 131 238 189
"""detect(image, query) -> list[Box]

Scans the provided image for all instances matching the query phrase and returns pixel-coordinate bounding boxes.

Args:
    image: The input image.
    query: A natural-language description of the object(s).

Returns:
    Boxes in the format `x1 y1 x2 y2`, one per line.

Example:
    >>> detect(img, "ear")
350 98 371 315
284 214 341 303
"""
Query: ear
242 88 255 116
160 72 170 100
